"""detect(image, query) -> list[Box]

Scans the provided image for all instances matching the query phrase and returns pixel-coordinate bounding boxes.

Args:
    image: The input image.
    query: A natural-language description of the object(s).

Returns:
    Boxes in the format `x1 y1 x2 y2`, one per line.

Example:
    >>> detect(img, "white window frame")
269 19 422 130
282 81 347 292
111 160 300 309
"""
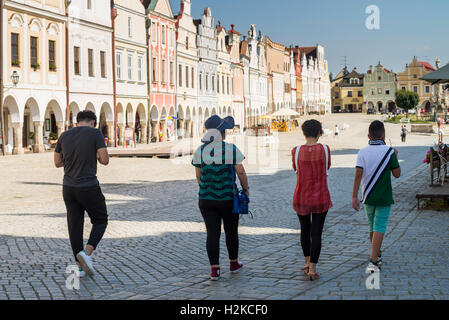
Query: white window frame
127 53 133 80
116 51 122 80
137 55 143 82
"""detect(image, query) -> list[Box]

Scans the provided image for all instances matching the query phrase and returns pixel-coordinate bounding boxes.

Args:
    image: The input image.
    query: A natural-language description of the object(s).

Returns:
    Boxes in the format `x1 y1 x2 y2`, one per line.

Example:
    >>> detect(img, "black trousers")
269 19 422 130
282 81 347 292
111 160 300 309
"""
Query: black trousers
199 199 239 266
63 185 108 261
298 212 327 264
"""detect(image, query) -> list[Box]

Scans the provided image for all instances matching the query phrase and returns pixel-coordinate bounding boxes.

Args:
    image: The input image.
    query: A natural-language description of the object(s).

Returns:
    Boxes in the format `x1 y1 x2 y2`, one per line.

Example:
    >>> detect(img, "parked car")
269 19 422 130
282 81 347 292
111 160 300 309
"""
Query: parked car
367 108 375 114
408 109 416 114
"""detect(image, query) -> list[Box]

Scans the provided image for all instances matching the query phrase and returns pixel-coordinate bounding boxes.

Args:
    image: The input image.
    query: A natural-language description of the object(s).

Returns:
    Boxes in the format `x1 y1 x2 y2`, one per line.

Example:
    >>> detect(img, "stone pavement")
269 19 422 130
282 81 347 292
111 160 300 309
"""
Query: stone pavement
0 114 447 300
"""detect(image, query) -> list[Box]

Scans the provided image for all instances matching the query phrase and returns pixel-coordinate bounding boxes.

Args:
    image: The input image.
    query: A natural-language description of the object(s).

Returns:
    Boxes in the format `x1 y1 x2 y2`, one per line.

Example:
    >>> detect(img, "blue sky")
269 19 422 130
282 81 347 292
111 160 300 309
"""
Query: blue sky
169 0 449 76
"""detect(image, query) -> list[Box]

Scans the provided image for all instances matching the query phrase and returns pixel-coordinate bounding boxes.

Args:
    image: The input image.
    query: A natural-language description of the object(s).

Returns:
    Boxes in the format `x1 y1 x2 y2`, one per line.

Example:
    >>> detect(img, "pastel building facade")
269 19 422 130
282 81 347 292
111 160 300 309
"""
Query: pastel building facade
227 24 244 130
175 0 199 138
195 7 218 131
300 45 331 114
144 0 176 142
216 22 232 121
67 0 114 143
2 0 67 154
114 0 148 144
397 56 435 112
246 24 268 127
265 36 285 113
363 62 397 113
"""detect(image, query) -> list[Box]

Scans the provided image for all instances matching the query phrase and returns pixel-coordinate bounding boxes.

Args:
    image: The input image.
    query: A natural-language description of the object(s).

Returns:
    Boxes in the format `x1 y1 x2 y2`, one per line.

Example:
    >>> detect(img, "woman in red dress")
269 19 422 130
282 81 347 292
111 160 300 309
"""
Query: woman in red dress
292 119 332 280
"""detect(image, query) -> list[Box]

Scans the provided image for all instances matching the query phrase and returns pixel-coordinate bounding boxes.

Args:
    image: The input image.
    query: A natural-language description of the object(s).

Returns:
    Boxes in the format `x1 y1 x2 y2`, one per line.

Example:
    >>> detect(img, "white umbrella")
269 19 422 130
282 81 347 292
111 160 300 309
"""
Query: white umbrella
271 108 301 117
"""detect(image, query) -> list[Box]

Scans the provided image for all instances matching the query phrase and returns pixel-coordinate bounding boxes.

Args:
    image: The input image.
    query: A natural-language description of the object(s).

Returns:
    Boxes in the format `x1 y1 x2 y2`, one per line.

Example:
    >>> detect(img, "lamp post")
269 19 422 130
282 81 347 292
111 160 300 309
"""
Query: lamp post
11 71 20 86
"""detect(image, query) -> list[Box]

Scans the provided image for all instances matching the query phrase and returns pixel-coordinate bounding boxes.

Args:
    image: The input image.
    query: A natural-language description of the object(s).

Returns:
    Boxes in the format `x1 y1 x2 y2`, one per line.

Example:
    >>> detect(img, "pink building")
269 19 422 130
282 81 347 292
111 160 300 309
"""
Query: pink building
143 0 176 142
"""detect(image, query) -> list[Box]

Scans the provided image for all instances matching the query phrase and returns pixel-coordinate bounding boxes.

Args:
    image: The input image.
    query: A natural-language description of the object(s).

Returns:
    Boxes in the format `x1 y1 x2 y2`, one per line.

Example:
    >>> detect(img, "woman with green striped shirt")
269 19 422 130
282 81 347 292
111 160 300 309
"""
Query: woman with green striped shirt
192 115 249 281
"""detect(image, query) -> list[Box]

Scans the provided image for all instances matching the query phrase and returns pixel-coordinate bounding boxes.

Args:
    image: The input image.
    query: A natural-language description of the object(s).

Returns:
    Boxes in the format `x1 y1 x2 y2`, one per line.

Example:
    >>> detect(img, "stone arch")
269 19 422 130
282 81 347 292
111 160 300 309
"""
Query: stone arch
117 103 125 125
376 101 383 113
29 18 43 33
43 99 64 142
2 95 21 153
150 105 159 122
135 103 147 143
227 106 232 116
47 22 60 36
125 103 134 126
160 106 168 121
68 101 81 126
149 105 159 143
85 102 95 113
9 13 24 28
211 107 217 116
98 102 113 144
24 97 41 122
387 100 396 113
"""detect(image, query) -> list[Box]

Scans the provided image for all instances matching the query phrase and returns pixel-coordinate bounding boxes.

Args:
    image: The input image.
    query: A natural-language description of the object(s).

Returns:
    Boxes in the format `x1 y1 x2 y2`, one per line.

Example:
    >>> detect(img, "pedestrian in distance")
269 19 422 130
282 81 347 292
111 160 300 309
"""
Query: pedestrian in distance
334 124 339 138
352 120 401 274
401 125 407 143
438 122 444 143
292 119 332 281
54 110 110 277
192 115 249 281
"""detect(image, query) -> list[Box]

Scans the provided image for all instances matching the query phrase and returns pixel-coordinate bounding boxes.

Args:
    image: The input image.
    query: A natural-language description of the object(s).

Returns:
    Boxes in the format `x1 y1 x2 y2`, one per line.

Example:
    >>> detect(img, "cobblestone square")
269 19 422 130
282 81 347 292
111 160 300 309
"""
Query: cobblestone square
0 115 448 300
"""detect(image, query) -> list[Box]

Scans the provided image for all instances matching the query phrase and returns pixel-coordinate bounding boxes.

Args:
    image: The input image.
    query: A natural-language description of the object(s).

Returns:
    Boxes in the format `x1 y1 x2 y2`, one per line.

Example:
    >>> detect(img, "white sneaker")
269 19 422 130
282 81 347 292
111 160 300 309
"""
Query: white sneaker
76 251 95 276
365 261 380 274
75 267 86 278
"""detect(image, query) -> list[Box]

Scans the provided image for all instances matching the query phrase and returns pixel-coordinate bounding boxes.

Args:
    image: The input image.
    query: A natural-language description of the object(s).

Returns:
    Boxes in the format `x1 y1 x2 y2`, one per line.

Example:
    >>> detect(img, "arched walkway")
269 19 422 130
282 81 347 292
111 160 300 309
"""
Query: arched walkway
68 102 81 128
22 97 42 153
135 103 147 143
99 102 114 146
150 105 160 143
3 95 21 154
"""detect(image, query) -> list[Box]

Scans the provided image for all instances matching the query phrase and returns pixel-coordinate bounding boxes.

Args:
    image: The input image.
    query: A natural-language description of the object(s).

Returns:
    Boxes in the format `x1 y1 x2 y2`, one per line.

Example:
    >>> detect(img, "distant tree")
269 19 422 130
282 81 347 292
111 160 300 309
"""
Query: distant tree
395 90 420 118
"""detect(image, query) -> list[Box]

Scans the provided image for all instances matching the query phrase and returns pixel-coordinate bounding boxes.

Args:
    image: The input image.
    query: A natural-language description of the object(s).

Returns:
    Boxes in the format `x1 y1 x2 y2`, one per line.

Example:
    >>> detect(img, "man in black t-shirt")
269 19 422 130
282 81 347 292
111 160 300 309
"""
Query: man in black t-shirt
55 110 109 277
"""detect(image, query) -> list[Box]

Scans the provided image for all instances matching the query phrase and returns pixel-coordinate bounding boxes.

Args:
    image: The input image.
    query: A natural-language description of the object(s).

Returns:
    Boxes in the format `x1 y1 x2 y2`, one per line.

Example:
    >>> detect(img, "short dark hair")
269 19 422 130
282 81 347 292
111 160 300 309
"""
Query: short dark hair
77 110 97 124
369 120 385 139
301 119 323 138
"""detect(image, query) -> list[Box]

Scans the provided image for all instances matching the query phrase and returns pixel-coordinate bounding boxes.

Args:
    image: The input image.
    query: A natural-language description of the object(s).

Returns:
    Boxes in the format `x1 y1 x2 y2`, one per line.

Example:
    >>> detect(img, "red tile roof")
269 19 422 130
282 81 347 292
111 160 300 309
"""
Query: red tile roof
227 24 241 36
418 61 435 72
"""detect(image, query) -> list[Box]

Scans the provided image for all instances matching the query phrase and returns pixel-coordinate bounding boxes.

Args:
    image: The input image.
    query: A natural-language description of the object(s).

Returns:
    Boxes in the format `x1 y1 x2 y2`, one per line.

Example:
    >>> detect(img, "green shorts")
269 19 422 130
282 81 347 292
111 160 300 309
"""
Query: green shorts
364 204 391 234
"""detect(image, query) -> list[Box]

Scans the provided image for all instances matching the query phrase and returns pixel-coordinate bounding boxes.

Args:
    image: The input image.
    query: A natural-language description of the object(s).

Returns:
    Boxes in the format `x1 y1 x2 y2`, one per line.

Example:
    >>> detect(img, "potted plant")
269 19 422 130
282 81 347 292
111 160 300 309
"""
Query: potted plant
31 62 40 71
12 60 20 67
29 132 35 145
49 63 57 71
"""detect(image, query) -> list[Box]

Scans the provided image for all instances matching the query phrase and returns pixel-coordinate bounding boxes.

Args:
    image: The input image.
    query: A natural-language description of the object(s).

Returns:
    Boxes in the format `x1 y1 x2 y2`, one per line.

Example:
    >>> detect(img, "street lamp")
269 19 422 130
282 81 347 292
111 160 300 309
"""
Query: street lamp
11 71 20 86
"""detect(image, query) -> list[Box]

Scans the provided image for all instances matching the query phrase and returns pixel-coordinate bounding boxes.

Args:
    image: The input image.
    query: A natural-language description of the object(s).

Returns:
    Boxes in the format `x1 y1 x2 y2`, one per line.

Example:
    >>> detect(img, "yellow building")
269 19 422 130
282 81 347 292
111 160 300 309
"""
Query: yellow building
331 67 364 113
2 0 67 154
397 56 435 112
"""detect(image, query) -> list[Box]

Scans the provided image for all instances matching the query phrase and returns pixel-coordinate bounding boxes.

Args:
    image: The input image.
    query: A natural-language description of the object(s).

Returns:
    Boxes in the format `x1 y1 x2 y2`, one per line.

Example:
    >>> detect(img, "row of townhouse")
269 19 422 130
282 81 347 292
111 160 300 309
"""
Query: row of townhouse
331 57 444 114
0 0 331 155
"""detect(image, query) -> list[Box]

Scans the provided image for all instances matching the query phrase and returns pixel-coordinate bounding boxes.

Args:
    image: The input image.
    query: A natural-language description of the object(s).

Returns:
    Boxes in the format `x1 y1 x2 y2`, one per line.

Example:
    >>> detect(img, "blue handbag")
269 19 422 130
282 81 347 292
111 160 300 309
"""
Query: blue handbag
230 165 251 216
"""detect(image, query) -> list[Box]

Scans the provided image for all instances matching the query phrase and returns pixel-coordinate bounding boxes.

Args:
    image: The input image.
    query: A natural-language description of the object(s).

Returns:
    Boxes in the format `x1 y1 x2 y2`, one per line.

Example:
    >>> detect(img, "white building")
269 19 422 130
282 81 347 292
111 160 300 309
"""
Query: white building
175 0 199 139
300 45 331 114
289 50 297 109
195 7 218 129
2 0 67 154
114 0 148 144
67 0 114 141
216 22 233 123
246 25 268 126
